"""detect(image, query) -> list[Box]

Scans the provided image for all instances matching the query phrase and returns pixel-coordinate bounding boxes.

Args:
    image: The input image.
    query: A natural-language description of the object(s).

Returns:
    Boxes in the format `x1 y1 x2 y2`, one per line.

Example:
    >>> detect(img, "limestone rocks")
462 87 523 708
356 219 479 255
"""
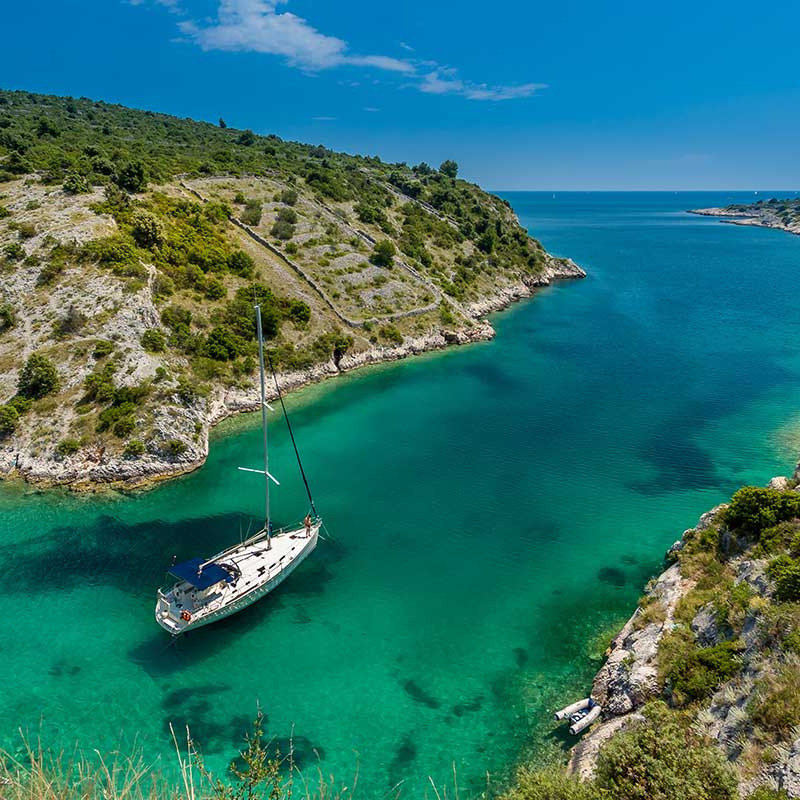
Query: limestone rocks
591 562 690 716
464 256 586 318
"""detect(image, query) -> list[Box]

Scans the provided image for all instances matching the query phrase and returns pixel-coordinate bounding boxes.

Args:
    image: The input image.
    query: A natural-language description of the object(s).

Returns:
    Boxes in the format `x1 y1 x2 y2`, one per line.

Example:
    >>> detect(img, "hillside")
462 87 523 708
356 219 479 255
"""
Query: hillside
689 197 800 236
504 473 800 800
0 89 583 488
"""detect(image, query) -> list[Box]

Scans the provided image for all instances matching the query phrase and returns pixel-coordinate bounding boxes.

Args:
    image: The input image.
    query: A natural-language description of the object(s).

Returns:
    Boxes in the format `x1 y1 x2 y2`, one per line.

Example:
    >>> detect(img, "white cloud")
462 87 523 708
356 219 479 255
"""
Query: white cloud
138 0 546 102
313 116 337 121
178 0 413 73
419 70 547 101
363 107 380 112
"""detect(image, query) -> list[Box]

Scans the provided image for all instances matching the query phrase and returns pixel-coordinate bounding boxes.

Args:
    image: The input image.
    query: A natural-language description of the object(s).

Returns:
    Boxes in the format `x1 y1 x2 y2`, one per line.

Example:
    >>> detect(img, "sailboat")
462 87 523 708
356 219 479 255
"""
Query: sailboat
155 304 321 635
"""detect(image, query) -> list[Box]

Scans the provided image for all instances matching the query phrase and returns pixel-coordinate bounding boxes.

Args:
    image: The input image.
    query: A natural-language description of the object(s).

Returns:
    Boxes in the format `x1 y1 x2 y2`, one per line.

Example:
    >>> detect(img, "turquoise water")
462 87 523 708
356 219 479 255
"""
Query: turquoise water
2 192 800 796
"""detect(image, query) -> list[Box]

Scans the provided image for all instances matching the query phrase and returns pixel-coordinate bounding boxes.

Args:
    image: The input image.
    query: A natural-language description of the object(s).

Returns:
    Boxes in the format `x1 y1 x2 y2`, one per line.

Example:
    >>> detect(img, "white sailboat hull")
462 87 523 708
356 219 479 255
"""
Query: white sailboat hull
155 523 319 635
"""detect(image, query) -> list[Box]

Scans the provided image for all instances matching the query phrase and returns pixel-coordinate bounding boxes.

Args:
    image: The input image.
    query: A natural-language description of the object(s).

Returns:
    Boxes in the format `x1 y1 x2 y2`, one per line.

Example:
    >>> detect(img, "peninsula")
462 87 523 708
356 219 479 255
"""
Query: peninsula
689 197 800 236
0 90 584 489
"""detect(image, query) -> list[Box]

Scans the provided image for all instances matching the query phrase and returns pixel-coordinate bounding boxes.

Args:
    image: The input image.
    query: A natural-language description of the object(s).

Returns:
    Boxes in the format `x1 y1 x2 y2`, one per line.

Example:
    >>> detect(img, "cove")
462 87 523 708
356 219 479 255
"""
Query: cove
2 191 800 797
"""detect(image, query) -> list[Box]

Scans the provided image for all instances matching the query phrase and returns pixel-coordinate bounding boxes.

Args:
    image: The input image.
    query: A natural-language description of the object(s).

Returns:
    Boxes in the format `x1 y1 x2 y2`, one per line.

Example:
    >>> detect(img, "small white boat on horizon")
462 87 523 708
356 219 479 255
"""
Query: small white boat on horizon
155 302 322 635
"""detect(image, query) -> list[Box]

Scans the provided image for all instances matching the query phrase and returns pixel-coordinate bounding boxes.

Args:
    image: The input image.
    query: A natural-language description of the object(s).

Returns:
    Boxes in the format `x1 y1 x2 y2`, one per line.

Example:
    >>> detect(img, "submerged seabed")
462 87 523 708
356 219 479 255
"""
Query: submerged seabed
2 191 800 796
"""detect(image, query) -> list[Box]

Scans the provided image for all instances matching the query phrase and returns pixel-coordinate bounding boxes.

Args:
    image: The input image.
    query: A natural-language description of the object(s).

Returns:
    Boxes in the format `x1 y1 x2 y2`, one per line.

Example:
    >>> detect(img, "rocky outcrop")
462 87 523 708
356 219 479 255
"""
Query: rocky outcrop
464 256 586 318
567 506 727 779
775 738 800 797
590 562 692 716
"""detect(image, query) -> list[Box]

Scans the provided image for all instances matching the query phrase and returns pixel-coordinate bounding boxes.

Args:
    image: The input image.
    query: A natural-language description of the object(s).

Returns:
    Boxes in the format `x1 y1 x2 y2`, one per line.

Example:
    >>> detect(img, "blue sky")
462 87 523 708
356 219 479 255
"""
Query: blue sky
3 0 799 189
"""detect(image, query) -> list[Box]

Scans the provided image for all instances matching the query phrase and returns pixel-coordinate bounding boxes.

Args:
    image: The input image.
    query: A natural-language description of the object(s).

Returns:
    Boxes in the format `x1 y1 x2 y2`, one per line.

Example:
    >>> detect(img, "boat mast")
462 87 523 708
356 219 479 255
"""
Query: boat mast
255 304 271 549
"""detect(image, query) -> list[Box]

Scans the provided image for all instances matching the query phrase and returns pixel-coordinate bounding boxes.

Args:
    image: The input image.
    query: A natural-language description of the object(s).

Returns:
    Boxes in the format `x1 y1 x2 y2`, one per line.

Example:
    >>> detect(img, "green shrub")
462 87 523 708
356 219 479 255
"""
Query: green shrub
227 250 255 277
503 767 597 800
439 159 459 179
240 199 262 226
275 207 297 224
379 324 403 345
124 439 145 457
354 202 386 226
92 339 114 358
163 438 187 457
115 160 148 193
7 396 31 415
36 260 66 286
56 438 80 456
280 188 298 205
112 415 136 437
130 208 164 248
203 276 226 300
757 521 800 556
237 129 256 146
141 328 166 352
152 272 175 297
233 192 246 204
0 404 19 436
595 702 737 800
767 555 800 601
176 378 198 405
370 239 396 267
84 363 117 403
205 326 246 361
0 302 16 331
0 204 9 218
270 220 294 240
63 172 90 194
3 242 25 261
723 487 800 536
18 353 60 399
666 640 741 704
745 788 790 800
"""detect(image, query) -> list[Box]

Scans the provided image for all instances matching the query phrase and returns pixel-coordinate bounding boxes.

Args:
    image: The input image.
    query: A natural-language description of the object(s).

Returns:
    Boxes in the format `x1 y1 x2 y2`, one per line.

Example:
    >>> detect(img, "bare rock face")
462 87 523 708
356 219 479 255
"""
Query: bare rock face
768 475 792 491
778 738 800 798
691 603 723 647
736 559 772 596
591 563 689 715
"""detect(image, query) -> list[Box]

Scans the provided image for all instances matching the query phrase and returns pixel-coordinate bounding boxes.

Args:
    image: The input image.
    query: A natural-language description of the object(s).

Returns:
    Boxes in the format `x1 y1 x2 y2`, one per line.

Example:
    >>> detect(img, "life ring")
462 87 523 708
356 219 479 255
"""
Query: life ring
180 610 191 622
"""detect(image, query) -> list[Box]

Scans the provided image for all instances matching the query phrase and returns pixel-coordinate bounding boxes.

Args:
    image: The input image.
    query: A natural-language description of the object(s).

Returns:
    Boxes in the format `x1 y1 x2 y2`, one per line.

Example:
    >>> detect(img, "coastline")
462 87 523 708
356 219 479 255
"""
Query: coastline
0 255 585 492
688 207 800 236
566 468 800 790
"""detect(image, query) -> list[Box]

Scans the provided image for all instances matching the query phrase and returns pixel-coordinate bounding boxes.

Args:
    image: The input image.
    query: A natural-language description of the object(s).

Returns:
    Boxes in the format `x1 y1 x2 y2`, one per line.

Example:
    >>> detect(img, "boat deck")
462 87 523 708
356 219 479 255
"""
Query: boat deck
156 523 318 634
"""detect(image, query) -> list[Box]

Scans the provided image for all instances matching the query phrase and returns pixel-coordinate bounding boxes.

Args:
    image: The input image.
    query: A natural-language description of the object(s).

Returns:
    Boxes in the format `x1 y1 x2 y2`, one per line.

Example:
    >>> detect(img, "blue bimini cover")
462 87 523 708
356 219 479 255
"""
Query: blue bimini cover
170 558 234 590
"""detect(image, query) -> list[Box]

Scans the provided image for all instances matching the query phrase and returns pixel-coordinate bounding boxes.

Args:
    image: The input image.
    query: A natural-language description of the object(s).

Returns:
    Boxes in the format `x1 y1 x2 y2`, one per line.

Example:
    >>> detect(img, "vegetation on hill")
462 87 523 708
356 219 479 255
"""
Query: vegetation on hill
0 89 580 483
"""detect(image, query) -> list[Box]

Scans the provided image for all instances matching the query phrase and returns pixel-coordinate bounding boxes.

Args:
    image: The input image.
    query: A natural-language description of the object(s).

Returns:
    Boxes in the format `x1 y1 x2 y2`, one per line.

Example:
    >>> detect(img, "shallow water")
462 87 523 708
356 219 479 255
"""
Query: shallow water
2 192 799 796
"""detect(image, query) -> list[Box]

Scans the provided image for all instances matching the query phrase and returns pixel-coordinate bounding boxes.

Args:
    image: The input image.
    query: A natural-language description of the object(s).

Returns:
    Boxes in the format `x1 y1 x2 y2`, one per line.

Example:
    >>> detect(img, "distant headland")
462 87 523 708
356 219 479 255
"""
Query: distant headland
688 196 800 236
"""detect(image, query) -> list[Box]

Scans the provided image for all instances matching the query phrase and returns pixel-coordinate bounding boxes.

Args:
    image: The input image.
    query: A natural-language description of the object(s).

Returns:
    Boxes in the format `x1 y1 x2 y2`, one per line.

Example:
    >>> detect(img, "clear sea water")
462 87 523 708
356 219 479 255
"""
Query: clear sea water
2 192 800 797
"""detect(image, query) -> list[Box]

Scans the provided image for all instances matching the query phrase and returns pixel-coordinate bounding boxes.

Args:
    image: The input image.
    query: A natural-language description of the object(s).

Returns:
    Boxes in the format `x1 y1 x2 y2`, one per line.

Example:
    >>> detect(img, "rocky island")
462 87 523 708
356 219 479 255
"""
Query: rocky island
0 89 584 489
689 197 800 236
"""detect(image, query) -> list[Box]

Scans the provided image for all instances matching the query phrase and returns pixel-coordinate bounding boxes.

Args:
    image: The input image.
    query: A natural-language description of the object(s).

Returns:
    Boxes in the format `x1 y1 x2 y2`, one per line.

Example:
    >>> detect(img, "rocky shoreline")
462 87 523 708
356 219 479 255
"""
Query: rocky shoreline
567 471 800 796
688 205 800 236
0 256 585 491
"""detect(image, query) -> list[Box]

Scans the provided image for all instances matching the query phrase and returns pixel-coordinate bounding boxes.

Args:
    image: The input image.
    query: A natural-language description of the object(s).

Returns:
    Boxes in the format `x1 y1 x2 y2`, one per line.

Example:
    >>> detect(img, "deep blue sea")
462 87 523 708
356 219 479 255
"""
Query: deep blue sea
1 191 799 797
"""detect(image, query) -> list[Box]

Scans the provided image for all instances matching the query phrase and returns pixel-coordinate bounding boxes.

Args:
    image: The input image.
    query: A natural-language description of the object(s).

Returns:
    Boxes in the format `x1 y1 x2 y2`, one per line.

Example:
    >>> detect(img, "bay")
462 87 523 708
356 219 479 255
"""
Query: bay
2 191 799 796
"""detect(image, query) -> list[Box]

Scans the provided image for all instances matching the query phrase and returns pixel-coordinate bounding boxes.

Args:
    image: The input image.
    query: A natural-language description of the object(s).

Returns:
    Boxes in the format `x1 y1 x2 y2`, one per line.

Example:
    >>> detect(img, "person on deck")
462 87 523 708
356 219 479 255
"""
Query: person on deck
304 514 312 537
